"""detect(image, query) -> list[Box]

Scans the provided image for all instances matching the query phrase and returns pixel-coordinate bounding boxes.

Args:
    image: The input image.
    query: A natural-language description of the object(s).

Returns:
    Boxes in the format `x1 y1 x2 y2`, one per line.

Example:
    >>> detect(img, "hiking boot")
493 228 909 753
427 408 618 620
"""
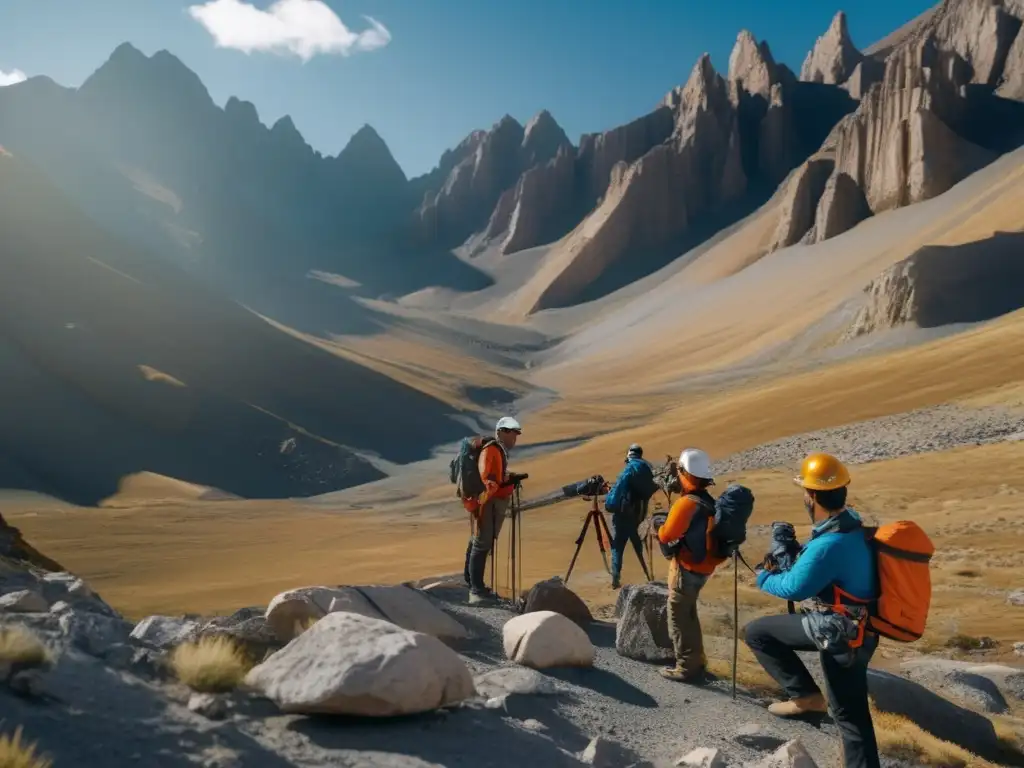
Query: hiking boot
467 546 493 604
768 693 828 717
659 665 708 684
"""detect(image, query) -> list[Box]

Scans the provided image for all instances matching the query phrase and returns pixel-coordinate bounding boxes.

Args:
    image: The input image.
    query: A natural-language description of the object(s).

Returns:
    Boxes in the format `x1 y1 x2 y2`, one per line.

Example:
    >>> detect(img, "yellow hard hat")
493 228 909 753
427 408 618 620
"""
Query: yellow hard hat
793 452 850 491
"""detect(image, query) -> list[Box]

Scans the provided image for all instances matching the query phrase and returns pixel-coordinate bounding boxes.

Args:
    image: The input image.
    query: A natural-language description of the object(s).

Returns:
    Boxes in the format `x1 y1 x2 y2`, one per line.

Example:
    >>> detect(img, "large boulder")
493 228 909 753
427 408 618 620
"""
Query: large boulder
522 576 593 626
502 611 595 669
615 583 674 663
245 611 475 717
266 584 467 644
900 658 1023 709
867 668 1006 762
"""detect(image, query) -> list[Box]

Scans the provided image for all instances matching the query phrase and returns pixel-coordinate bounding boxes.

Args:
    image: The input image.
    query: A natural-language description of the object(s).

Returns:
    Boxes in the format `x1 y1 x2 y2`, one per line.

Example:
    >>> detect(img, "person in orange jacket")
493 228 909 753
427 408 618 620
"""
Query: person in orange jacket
655 448 726 683
463 416 522 603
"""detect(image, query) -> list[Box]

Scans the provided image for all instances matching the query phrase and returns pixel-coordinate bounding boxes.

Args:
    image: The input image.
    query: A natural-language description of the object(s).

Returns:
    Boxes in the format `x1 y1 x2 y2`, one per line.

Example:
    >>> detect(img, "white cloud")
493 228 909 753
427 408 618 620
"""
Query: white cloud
187 0 391 61
0 68 27 87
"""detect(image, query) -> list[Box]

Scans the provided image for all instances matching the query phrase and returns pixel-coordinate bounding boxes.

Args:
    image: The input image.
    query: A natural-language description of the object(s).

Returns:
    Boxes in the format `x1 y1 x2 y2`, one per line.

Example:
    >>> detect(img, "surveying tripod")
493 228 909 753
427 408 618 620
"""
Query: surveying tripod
564 491 652 585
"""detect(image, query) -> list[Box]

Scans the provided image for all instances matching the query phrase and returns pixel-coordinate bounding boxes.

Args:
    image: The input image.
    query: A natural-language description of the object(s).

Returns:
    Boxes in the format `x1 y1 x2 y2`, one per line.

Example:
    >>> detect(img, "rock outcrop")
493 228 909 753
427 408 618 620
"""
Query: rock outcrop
930 0 1022 87
998 24 1024 100
844 232 1024 338
483 146 578 255
767 157 835 251
806 169 871 243
800 12 864 85
531 55 747 312
842 58 886 100
502 610 595 668
417 115 527 247
245 611 475 716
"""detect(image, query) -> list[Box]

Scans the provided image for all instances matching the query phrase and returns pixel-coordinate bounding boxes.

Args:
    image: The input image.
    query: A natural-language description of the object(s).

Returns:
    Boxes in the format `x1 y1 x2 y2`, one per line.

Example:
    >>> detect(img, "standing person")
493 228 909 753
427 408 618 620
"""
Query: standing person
743 452 880 768
462 416 522 603
654 448 726 683
605 443 657 589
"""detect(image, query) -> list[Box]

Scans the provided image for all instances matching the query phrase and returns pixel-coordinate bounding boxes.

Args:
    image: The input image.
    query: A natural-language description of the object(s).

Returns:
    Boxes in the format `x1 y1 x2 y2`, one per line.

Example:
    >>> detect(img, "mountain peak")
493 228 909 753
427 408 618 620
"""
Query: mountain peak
800 10 863 84
80 41 214 113
336 123 407 185
522 110 571 167
728 31 778 98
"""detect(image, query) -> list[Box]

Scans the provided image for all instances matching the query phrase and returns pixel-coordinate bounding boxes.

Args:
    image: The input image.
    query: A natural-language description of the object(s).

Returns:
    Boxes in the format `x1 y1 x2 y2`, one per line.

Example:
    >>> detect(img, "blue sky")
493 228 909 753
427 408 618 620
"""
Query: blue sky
0 0 934 178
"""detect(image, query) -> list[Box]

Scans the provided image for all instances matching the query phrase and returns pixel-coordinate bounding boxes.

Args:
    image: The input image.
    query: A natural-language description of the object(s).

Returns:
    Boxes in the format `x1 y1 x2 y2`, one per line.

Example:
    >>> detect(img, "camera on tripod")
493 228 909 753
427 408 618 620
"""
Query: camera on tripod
560 474 608 499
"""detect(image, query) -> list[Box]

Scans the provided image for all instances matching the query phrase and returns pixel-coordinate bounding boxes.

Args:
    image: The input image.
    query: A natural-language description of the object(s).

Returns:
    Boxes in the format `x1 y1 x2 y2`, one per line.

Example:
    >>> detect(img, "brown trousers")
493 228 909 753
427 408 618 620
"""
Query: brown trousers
667 560 710 672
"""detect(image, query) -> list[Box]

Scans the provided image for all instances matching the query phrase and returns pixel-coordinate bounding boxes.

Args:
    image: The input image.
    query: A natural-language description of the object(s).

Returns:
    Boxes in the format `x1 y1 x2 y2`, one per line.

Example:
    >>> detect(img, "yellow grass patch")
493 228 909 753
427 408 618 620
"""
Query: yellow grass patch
869 702 1014 767
0 627 52 669
0 727 52 768
170 636 251 693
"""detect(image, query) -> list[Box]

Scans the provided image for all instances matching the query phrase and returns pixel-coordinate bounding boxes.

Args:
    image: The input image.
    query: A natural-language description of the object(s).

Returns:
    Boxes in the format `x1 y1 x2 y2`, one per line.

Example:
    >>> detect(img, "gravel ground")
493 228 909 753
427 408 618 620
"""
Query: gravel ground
714 404 1024 476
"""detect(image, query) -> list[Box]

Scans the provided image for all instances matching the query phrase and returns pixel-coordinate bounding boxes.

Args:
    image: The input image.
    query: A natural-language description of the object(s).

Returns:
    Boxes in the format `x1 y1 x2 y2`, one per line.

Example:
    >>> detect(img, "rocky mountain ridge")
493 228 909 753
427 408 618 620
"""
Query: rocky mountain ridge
2 0 1024 313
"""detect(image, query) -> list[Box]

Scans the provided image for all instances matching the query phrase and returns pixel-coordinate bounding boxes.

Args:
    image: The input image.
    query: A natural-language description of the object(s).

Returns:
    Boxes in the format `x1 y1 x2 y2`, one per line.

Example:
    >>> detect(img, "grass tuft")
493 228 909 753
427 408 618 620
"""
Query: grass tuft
946 634 997 651
0 627 52 670
170 636 251 693
0 726 52 768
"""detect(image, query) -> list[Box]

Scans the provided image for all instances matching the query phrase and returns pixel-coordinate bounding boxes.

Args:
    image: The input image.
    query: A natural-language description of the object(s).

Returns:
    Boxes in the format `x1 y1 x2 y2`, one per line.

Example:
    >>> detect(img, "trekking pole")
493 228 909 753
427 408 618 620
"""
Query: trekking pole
732 550 739 701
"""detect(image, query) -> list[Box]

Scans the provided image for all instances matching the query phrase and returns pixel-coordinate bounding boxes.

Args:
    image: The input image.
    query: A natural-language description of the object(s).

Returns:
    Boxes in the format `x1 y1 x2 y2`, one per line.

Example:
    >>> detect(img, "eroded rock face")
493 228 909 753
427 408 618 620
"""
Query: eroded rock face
842 59 886 100
844 232 1024 338
576 107 675 206
997 25 1024 100
246 611 475 717
500 146 578 255
800 11 864 85
805 170 871 243
931 0 1022 86
416 115 526 246
767 156 835 251
531 56 746 312
830 35 989 215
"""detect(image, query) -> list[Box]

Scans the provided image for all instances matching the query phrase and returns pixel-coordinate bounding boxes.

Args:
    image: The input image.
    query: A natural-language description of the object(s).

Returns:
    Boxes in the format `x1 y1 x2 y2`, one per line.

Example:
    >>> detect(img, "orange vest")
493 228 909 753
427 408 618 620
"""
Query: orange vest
659 493 727 575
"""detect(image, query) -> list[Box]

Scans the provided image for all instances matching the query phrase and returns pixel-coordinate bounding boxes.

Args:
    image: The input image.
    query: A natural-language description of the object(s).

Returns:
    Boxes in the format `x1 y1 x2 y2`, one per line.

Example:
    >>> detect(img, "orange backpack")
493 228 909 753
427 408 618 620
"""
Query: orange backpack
863 521 935 642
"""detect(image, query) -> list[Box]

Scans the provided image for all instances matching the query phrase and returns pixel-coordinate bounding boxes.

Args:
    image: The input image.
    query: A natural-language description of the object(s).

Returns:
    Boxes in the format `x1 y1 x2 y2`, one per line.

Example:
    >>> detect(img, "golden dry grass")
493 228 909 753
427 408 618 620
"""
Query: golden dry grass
0 727 52 768
169 636 251 693
869 701 1020 767
0 627 52 669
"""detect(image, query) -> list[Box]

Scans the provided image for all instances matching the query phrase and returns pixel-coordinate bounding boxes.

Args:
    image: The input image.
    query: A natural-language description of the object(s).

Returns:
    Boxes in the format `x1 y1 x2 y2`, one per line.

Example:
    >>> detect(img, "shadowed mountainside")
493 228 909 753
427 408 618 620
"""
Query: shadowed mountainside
0 151 472 505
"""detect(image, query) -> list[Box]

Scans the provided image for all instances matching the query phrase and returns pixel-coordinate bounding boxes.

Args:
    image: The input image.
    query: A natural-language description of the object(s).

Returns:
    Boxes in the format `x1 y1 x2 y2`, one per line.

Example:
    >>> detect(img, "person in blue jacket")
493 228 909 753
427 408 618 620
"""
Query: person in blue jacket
744 452 880 768
604 443 656 589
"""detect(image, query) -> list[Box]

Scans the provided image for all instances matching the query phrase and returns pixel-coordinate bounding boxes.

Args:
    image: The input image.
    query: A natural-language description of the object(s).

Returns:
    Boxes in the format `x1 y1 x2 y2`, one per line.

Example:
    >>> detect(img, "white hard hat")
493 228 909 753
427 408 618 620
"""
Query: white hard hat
678 448 713 480
496 416 522 433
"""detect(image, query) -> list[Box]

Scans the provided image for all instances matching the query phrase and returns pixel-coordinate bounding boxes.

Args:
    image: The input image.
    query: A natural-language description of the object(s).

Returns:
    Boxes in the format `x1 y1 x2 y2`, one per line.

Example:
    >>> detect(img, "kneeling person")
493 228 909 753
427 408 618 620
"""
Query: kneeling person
743 453 880 768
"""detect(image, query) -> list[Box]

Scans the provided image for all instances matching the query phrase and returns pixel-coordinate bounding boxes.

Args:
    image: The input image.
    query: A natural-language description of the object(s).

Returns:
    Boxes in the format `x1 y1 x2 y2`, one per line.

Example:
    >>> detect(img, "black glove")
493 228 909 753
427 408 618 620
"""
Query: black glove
766 521 802 573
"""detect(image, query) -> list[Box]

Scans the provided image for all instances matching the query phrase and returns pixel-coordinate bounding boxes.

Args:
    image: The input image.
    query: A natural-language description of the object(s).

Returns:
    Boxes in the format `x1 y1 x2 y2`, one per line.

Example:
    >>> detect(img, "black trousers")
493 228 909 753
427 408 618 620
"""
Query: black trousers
744 614 880 768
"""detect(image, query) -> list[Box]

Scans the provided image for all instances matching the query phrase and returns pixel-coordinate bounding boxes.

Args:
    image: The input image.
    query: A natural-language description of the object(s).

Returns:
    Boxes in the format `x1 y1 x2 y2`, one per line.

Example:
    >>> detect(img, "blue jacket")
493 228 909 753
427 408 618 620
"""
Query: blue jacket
757 509 877 604
605 458 655 516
